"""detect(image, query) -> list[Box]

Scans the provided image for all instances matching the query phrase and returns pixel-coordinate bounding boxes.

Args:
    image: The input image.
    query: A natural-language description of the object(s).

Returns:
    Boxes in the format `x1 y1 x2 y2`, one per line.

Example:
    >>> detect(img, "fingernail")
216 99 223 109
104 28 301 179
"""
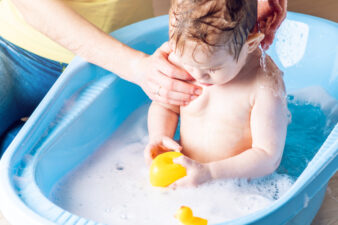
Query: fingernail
195 88 202 95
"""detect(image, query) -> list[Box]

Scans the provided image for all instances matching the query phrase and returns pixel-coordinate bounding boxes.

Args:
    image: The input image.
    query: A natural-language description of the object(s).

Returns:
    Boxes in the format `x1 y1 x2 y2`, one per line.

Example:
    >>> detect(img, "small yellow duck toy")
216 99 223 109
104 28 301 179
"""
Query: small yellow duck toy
175 206 208 225
150 152 187 187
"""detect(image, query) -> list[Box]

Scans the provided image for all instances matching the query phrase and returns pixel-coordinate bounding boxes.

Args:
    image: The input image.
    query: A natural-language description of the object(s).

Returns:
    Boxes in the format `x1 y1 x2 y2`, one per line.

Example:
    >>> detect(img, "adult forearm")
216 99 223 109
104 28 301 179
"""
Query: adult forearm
208 147 281 179
12 0 144 83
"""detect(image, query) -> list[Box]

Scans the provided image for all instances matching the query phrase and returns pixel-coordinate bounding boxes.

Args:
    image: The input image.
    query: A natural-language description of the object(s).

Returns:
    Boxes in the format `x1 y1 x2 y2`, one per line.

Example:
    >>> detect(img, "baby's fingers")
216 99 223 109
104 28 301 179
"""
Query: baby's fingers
170 176 193 189
173 156 191 167
144 144 155 165
162 137 182 152
144 142 165 164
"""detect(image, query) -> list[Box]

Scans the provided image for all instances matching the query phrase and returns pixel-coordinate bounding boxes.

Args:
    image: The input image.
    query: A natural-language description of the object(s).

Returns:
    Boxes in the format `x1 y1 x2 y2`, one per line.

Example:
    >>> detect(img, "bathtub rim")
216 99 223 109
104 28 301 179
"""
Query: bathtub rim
0 12 337 225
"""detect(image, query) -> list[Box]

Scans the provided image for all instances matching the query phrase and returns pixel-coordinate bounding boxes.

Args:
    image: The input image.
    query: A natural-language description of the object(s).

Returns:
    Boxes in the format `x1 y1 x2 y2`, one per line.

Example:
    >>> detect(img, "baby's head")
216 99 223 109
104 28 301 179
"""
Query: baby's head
168 0 264 85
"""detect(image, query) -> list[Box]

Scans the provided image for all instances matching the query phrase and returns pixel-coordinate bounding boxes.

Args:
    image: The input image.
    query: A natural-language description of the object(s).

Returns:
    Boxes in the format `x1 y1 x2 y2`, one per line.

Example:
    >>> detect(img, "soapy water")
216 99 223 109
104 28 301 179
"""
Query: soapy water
50 86 337 225
278 86 338 178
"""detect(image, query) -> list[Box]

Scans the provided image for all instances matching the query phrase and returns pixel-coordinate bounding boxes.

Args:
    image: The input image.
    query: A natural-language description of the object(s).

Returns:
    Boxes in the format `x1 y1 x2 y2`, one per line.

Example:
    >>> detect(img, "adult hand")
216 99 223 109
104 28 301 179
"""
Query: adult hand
257 0 287 50
135 42 202 106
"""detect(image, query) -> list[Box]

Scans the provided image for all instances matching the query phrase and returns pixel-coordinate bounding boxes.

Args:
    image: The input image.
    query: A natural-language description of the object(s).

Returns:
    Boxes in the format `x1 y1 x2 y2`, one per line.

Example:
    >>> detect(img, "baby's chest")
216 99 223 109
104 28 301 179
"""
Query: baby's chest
181 87 252 122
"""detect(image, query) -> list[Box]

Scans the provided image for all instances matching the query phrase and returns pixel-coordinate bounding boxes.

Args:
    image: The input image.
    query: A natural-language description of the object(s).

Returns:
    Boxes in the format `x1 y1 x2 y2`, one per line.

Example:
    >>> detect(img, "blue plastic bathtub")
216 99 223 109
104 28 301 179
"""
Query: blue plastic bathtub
0 12 337 225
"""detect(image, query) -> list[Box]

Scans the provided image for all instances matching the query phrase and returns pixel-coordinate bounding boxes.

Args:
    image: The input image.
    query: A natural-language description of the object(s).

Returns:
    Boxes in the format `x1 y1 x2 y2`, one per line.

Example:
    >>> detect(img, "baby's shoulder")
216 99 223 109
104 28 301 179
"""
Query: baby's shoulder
252 55 286 103
254 55 285 91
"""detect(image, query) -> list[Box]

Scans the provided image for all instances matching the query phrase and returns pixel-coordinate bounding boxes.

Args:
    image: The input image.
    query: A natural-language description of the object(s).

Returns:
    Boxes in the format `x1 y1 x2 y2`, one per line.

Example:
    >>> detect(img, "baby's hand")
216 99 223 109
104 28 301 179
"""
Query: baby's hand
170 156 212 188
144 136 182 165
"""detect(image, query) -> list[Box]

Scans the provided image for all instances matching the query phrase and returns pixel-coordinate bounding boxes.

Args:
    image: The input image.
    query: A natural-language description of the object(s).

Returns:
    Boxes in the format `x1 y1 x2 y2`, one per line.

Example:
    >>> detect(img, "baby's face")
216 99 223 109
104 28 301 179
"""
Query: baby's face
169 40 248 86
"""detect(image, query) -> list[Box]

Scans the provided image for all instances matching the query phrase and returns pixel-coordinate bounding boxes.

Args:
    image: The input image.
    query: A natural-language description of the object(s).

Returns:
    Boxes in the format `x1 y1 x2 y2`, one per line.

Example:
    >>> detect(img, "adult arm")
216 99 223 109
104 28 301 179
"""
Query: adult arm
11 0 201 105
152 0 171 16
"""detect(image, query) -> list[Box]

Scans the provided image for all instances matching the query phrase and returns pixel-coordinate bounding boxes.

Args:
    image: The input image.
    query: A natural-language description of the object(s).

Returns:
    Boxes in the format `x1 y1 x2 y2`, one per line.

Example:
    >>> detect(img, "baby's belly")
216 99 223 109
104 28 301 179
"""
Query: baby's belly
180 117 252 163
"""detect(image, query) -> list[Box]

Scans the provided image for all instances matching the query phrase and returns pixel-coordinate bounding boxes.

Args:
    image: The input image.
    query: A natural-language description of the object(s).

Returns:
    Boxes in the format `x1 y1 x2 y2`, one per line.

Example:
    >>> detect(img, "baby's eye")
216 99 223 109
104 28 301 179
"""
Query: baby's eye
208 68 218 73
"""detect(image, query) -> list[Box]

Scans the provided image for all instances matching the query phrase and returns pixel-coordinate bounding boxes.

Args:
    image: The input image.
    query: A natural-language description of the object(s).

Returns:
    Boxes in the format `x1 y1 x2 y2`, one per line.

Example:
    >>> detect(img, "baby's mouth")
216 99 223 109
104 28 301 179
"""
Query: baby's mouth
187 79 214 87
199 82 213 86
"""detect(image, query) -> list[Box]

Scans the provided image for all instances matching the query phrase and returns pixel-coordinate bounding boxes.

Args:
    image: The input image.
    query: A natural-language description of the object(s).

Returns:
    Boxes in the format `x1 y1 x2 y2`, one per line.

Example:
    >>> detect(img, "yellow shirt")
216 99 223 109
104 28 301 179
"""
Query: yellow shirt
0 0 153 63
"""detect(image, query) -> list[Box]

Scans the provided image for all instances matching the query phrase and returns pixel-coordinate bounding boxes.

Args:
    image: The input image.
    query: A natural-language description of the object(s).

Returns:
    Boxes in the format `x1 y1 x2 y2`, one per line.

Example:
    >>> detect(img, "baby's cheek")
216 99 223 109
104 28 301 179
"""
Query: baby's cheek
214 70 231 84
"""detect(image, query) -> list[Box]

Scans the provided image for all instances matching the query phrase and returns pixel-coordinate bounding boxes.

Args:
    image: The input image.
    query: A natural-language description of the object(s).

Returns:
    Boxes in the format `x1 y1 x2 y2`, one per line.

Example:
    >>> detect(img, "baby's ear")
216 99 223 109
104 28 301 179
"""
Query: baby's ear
246 33 265 53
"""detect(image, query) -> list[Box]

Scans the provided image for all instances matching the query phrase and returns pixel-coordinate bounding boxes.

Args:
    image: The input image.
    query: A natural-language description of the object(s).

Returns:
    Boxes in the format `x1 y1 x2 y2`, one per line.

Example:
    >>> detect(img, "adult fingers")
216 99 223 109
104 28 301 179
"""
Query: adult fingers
156 42 194 81
257 0 273 21
156 54 193 81
262 33 274 50
152 93 186 106
157 42 171 56
259 0 287 50
148 81 190 105
148 80 194 103
151 71 202 96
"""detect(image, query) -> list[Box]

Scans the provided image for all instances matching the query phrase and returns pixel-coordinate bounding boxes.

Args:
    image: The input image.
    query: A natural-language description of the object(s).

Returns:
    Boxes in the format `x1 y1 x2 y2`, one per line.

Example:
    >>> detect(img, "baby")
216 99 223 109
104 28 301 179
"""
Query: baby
145 0 288 187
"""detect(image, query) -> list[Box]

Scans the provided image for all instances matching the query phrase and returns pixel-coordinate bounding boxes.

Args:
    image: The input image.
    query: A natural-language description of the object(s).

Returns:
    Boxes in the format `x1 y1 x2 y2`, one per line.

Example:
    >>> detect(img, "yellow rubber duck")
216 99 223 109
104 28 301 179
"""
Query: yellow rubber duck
175 206 208 225
150 152 187 187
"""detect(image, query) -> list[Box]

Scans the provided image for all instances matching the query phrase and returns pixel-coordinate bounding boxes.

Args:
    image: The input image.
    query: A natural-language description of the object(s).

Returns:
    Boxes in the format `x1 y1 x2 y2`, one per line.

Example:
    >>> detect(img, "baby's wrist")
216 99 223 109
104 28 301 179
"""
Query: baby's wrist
206 164 213 180
207 163 221 180
149 134 164 142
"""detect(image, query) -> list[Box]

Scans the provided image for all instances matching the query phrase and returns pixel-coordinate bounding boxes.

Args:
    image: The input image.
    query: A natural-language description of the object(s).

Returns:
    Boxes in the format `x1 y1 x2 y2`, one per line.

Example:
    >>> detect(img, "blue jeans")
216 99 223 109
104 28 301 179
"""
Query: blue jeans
0 36 68 155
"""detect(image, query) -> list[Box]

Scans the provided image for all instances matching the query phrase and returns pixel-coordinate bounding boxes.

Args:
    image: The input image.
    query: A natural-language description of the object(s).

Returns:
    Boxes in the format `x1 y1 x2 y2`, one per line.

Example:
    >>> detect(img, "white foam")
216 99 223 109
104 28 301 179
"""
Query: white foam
50 104 294 225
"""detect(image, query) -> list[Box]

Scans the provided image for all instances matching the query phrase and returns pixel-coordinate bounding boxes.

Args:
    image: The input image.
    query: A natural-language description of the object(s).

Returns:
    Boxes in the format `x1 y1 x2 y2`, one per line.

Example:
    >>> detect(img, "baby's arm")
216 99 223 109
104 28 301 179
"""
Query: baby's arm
148 102 180 140
145 102 180 163
208 86 288 179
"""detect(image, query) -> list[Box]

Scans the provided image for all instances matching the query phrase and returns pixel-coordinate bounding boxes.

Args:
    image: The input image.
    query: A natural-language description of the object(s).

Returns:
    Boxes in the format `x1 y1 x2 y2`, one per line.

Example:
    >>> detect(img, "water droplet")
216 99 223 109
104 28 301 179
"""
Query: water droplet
259 46 267 72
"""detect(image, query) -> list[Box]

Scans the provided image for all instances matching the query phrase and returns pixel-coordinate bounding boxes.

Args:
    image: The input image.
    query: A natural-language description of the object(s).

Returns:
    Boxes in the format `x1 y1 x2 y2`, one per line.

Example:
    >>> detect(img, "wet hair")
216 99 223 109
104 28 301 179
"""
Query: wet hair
169 0 257 60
